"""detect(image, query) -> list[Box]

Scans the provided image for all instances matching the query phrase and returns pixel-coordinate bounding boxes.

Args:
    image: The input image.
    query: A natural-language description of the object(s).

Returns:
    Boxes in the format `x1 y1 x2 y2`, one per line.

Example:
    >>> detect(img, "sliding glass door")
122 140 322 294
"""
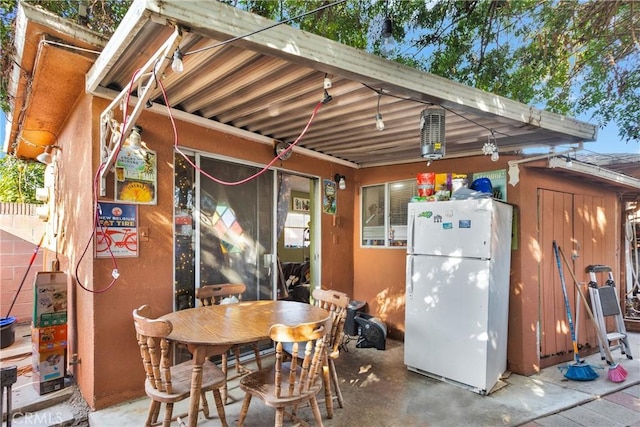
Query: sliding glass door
174 153 275 309
198 157 274 301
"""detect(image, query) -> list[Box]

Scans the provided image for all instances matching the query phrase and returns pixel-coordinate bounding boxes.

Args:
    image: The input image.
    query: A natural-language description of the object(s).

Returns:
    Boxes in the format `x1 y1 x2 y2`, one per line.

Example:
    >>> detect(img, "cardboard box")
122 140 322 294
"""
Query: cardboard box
32 324 67 351
33 272 67 326
32 347 66 382
33 375 65 395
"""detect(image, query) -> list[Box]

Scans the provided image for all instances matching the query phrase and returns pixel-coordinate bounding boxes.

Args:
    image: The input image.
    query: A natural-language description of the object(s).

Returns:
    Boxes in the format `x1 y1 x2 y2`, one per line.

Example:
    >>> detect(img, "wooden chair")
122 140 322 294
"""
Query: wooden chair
237 318 331 427
195 283 263 403
132 305 227 427
311 288 349 418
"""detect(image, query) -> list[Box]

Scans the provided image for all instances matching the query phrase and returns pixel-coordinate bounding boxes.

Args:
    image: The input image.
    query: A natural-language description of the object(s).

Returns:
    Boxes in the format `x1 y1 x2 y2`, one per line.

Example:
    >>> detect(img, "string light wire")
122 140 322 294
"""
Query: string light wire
74 69 143 294
157 76 325 186
184 0 347 57
71 1 347 294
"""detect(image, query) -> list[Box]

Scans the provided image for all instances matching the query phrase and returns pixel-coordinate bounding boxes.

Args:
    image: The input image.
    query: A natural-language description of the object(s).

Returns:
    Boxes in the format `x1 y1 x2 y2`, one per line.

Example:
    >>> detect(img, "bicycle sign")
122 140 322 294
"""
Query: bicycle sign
95 202 139 258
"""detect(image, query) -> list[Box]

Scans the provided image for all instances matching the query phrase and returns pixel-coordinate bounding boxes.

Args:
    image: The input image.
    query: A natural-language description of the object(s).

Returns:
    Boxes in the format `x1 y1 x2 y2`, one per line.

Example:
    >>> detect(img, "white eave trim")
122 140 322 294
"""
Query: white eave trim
549 157 640 191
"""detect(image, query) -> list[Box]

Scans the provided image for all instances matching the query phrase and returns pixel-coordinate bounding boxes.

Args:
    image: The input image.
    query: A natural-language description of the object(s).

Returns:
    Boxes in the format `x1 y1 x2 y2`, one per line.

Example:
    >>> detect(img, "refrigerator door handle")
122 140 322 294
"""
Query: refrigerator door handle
408 209 415 253
406 257 413 298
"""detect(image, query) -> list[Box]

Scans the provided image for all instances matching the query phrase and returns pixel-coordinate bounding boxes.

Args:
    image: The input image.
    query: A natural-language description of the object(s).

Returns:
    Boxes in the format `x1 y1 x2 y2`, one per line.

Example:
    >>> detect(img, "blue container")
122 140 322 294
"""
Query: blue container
470 177 493 194
0 316 17 349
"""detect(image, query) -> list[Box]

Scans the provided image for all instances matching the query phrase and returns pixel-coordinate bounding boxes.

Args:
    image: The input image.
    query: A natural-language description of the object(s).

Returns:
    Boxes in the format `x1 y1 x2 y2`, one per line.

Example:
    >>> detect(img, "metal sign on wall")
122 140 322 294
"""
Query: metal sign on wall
95 202 139 258
323 179 336 215
114 146 157 205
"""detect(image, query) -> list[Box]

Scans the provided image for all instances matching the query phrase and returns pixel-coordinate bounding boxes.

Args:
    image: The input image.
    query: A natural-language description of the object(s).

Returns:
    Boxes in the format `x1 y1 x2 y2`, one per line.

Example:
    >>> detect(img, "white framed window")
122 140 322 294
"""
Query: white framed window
361 179 417 247
284 212 310 248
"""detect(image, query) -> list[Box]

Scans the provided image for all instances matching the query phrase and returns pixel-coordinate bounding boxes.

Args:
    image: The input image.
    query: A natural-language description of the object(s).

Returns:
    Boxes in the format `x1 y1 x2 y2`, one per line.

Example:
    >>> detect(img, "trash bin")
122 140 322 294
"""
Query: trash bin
344 300 367 336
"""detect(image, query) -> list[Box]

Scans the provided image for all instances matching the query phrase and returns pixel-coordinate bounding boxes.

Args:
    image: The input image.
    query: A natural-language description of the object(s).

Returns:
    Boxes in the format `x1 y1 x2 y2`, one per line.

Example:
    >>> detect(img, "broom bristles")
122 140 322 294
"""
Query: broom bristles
607 363 628 383
562 362 599 381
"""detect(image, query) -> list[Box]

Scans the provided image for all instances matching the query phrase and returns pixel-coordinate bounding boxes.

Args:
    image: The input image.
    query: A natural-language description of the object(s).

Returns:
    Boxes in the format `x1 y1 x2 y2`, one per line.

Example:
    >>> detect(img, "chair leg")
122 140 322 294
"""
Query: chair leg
145 400 160 427
329 359 344 408
275 407 285 427
212 389 228 427
309 396 325 427
152 400 161 424
253 343 262 370
234 346 242 373
200 391 210 417
221 353 229 404
238 394 252 426
162 402 174 427
321 355 334 418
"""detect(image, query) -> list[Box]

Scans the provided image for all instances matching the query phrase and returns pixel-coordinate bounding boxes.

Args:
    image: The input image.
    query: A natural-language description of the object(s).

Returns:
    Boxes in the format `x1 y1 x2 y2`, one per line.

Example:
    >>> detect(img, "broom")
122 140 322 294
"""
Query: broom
559 246 628 383
552 241 599 381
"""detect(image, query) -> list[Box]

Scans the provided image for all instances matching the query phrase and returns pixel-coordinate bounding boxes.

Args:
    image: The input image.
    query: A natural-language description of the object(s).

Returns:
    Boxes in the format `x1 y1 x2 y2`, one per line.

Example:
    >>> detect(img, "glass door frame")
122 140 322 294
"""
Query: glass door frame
173 148 321 309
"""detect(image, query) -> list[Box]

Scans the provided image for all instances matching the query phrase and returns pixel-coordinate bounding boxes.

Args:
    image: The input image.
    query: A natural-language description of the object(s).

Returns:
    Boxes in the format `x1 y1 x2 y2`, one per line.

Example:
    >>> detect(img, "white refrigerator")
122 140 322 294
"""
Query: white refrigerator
404 198 513 395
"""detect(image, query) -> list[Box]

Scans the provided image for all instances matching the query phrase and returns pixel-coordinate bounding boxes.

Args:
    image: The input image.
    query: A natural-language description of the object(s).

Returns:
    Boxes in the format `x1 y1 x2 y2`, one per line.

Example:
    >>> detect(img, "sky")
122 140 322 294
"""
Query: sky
578 118 639 155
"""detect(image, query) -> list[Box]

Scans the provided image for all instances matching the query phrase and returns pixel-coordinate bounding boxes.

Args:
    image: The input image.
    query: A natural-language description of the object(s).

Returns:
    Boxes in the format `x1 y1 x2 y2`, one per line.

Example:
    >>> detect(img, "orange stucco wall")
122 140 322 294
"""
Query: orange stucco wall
353 156 623 377
52 94 625 409
55 96 354 409
353 156 520 340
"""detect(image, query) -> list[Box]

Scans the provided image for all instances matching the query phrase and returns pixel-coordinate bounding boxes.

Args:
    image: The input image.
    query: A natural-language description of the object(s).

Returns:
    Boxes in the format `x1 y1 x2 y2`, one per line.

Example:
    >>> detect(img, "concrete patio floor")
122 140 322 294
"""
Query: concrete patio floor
2 324 639 426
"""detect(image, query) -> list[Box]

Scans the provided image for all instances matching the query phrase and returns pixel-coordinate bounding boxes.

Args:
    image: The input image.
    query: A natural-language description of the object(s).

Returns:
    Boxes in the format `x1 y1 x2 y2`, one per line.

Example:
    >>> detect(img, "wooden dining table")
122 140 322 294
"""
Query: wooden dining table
160 299 331 427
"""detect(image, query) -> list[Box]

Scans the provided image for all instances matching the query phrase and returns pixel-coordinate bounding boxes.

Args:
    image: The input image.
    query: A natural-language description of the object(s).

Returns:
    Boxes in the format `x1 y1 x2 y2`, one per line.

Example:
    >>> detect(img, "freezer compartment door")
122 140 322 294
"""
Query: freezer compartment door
407 199 494 258
404 254 504 392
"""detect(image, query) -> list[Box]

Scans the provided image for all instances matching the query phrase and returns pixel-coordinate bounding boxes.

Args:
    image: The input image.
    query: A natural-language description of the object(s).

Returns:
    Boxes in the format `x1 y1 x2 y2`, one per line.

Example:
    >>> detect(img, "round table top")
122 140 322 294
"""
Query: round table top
160 300 330 346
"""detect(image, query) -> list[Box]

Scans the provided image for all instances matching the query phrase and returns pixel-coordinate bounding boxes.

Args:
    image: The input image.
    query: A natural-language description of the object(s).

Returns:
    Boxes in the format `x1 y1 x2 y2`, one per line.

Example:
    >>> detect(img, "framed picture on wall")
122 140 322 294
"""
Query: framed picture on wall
293 197 310 212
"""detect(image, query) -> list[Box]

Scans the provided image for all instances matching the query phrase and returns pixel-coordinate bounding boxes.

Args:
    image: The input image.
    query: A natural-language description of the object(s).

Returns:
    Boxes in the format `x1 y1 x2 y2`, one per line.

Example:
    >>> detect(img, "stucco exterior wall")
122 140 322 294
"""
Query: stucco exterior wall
353 156 517 340
51 95 625 409
59 96 355 409
352 155 623 377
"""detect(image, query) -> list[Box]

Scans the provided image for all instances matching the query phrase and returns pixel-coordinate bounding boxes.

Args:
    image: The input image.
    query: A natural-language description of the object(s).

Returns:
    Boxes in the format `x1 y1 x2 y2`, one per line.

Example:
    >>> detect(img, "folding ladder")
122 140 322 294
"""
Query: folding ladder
586 265 633 360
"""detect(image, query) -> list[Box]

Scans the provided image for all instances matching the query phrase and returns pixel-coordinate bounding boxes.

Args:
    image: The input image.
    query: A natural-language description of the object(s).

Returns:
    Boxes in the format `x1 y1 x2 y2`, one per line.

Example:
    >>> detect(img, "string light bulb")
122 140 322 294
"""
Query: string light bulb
491 150 500 162
375 113 385 131
172 48 184 73
375 93 384 131
380 17 396 57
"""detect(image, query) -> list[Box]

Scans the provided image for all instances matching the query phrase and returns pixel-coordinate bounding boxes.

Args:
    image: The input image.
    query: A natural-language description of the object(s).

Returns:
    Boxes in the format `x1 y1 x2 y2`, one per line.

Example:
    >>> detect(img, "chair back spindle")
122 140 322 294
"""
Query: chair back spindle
196 283 246 306
132 305 228 426
238 318 331 426
133 305 174 393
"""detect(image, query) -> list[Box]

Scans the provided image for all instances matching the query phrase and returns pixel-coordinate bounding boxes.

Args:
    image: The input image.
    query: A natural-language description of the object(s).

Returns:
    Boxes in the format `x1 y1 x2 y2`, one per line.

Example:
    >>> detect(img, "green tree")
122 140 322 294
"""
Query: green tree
239 0 638 143
0 155 45 203
1 0 638 143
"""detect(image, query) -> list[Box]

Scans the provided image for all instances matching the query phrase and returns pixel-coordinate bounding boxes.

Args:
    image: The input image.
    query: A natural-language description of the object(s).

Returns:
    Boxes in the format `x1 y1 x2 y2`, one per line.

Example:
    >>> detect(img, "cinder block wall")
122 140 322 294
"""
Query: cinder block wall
0 203 47 323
